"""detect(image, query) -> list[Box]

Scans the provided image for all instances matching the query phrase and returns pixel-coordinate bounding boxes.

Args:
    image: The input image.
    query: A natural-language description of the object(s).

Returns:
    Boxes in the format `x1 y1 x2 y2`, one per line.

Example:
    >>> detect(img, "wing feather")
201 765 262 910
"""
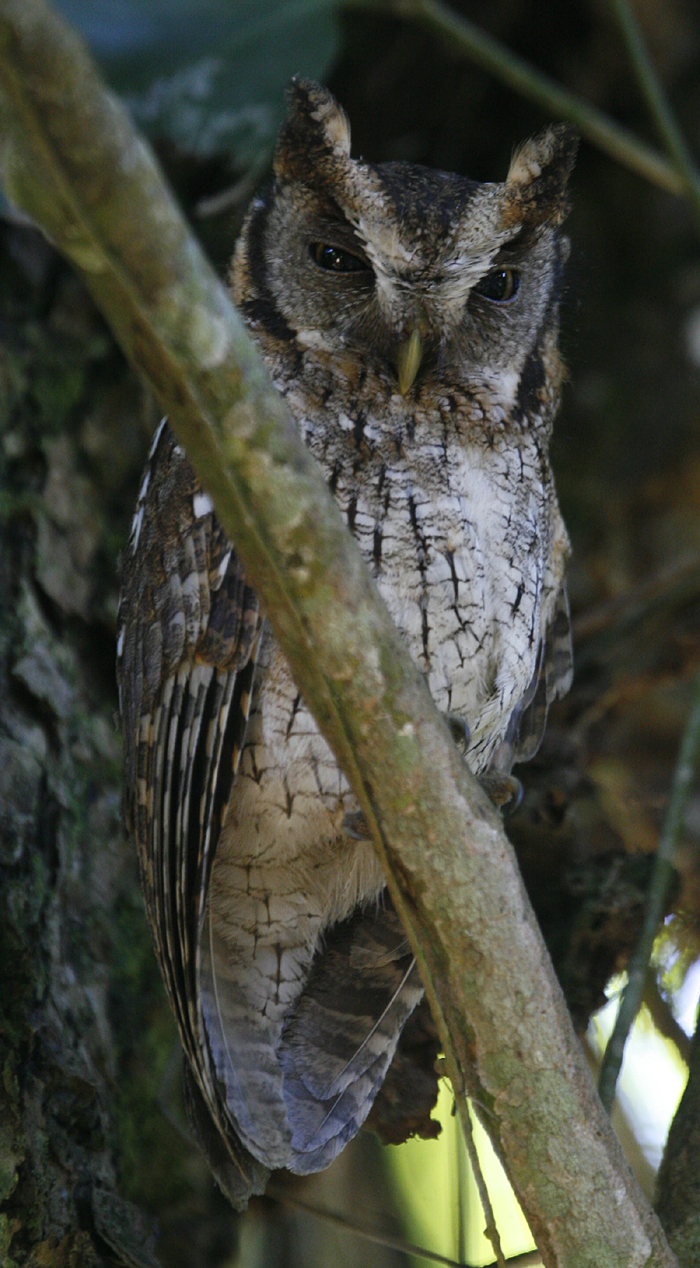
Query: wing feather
119 425 573 1192
118 423 268 1206
277 904 424 1172
494 582 573 771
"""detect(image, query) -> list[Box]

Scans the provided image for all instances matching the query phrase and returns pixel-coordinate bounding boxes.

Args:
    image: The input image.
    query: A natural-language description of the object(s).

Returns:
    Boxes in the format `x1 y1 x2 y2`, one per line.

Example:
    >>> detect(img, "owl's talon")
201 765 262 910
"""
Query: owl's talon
446 712 470 754
342 809 371 840
478 773 523 813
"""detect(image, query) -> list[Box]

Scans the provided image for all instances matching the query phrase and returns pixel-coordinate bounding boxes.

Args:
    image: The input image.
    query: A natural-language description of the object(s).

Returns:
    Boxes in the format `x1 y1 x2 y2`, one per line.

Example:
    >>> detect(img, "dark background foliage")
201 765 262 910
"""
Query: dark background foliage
1 1 700 1264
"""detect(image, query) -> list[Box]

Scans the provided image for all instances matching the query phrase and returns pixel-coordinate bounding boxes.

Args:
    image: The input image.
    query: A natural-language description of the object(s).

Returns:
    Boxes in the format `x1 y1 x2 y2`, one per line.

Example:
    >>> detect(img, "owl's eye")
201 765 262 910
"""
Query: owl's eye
310 242 369 273
472 268 520 303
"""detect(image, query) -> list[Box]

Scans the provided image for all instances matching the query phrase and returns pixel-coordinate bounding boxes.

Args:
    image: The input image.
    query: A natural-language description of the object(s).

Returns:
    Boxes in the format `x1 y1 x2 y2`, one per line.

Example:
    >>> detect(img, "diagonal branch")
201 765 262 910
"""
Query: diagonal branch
598 665 700 1112
656 1007 700 1266
608 0 700 232
351 0 684 197
266 1182 542 1267
0 1 677 1264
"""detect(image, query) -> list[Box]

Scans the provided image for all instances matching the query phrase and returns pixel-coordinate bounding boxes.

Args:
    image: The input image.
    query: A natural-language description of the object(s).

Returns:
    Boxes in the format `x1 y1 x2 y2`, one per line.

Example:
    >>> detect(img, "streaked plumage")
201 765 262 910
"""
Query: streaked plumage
118 80 576 1206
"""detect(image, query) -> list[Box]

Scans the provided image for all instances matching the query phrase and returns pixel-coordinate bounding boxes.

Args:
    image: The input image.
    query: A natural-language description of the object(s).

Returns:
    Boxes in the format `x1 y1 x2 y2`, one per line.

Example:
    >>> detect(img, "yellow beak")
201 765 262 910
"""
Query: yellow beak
396 326 423 395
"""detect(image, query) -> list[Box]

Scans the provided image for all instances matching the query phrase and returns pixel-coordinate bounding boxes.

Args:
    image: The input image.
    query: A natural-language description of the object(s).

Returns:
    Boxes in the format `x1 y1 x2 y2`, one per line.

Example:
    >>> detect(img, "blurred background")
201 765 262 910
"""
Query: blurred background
2 1 700 1265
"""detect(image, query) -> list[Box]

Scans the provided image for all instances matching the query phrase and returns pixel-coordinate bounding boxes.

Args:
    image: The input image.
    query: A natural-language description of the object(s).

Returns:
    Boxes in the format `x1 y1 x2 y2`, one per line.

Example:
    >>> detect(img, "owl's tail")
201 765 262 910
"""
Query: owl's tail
277 903 424 1173
200 897 423 1174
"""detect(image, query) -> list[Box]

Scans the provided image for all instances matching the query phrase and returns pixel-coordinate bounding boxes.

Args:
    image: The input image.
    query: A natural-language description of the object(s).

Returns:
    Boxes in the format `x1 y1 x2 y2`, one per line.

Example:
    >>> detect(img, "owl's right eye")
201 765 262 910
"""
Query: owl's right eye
310 243 370 273
472 267 520 303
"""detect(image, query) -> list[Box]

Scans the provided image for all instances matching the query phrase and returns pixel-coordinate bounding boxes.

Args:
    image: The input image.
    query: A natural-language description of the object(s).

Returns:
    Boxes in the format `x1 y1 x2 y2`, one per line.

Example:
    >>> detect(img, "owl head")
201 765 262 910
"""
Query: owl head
232 80 578 402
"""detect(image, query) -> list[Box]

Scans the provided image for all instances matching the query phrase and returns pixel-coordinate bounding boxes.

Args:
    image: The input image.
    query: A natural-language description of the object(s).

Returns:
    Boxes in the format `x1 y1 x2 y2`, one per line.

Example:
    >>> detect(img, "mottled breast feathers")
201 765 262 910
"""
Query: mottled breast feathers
118 79 576 1207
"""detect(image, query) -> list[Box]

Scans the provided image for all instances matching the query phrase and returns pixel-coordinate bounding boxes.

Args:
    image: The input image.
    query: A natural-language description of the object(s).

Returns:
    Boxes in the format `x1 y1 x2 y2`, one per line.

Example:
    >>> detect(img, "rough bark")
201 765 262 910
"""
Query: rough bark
656 1016 700 1266
0 226 180 1266
0 0 680 1265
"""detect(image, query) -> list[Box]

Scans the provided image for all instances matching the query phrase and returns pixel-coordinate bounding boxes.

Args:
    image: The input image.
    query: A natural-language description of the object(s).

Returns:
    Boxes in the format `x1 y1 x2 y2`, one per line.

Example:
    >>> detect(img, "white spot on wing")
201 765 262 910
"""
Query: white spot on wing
216 550 232 582
148 417 167 459
130 504 144 553
193 491 214 518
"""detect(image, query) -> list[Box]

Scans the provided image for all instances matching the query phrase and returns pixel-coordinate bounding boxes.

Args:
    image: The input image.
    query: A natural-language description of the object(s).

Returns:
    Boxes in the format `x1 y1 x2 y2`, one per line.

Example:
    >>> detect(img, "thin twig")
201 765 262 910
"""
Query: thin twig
643 967 692 1067
598 665 700 1111
456 1105 467 1265
455 1098 507 1268
195 154 270 219
346 0 683 195
266 1183 541 1267
609 0 700 232
571 551 700 651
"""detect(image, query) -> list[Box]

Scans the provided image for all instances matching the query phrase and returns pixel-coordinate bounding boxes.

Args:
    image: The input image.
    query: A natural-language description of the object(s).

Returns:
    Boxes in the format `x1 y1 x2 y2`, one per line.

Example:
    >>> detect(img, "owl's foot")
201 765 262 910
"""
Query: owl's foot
342 718 521 833
342 809 371 840
443 710 522 810
445 712 522 810
446 712 470 754
478 773 523 812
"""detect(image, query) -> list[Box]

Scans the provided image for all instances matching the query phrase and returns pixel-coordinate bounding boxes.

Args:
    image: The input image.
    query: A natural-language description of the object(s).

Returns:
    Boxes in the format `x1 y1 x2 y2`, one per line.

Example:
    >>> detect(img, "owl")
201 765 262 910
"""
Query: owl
118 80 577 1207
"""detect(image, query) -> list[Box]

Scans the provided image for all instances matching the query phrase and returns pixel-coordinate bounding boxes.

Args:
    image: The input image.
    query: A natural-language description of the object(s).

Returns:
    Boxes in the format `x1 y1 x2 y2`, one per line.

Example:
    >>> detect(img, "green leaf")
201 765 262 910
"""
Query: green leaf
55 0 341 161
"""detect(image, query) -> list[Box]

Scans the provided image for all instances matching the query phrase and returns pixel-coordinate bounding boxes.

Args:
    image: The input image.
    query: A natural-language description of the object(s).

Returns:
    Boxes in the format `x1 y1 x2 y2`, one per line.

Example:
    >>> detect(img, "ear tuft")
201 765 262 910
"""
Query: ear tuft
505 124 579 228
274 79 351 182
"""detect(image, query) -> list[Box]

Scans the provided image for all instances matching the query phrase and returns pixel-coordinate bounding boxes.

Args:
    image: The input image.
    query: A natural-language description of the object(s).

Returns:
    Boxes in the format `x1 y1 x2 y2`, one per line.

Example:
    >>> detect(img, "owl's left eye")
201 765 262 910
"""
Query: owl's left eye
310 243 370 273
472 268 520 303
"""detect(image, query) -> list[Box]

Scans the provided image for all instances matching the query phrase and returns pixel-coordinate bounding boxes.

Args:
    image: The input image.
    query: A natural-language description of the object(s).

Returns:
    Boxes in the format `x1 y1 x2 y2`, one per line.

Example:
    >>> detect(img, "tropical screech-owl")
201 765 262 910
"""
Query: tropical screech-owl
118 80 577 1207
